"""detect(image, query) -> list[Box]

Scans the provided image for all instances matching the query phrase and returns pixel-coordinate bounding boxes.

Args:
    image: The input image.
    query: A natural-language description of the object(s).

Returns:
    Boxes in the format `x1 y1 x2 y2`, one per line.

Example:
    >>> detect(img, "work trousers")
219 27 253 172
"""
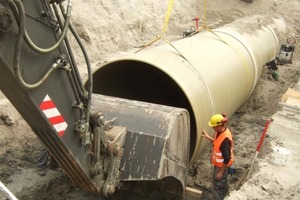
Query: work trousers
212 166 229 200
37 146 58 170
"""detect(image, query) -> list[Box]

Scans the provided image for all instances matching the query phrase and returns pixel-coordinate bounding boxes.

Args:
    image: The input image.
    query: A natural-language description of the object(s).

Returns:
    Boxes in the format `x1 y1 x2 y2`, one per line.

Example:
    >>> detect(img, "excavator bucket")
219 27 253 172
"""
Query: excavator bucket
91 94 190 195
0 0 190 196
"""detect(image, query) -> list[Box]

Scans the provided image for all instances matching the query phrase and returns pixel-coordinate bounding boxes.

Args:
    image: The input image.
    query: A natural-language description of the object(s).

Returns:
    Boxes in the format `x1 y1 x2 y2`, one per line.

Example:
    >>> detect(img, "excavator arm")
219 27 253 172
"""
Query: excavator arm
0 0 99 192
0 0 190 197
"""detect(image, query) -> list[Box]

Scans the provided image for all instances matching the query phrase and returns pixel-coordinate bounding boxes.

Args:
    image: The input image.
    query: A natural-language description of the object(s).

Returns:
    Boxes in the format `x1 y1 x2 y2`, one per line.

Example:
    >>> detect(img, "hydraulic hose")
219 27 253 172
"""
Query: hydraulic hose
68 23 93 125
59 4 93 126
8 0 74 90
12 0 62 89
8 0 72 54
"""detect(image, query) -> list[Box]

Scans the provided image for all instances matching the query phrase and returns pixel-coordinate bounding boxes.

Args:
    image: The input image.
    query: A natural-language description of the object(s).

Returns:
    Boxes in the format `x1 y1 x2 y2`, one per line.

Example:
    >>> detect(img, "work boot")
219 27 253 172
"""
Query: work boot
37 168 46 176
49 159 60 171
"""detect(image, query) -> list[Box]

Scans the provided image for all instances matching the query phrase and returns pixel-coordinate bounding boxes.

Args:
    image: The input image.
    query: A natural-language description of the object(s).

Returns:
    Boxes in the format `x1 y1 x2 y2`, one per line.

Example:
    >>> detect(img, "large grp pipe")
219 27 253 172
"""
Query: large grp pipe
92 15 286 162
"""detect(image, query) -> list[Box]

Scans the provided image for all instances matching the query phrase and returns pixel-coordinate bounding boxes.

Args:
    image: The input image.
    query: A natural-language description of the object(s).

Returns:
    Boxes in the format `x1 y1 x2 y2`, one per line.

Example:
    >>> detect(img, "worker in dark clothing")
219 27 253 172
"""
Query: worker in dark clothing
37 146 59 176
202 113 234 200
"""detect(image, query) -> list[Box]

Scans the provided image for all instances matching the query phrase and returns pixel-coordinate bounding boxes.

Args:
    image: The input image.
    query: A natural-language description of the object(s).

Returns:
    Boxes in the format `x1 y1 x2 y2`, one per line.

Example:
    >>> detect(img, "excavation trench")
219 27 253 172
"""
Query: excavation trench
91 15 285 162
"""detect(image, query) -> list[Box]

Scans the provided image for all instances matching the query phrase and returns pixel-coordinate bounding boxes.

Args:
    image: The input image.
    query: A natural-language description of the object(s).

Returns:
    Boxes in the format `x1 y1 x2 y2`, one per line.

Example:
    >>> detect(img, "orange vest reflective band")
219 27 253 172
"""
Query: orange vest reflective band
211 128 234 167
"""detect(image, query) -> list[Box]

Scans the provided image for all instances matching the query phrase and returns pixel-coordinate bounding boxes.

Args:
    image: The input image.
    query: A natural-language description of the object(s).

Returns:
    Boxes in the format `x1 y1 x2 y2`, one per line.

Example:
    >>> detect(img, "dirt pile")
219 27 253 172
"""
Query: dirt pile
0 0 300 199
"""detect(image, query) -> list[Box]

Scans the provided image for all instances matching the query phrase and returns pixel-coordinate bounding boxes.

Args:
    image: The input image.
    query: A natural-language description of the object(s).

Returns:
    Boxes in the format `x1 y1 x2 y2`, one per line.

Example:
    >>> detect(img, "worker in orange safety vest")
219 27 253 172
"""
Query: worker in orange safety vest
202 113 234 200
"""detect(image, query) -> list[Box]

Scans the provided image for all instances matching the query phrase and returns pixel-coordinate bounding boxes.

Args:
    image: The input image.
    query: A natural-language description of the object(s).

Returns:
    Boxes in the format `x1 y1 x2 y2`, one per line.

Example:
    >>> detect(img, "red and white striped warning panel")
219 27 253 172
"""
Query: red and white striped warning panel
40 95 68 137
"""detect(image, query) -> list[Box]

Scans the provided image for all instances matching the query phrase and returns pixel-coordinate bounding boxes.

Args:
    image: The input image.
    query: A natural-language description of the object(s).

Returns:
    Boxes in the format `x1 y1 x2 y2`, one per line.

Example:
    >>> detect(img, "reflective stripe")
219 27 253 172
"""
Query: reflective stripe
212 155 224 163
214 151 222 156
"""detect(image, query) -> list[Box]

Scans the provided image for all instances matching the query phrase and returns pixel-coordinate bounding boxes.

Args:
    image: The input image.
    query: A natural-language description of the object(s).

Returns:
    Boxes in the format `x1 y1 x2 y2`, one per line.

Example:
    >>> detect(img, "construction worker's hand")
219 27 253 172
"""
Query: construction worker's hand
202 130 214 142
215 171 223 180
201 130 209 138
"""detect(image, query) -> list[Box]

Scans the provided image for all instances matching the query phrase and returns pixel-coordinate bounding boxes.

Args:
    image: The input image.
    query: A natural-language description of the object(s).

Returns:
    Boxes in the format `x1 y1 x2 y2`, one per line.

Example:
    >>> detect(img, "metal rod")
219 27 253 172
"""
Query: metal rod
0 181 18 200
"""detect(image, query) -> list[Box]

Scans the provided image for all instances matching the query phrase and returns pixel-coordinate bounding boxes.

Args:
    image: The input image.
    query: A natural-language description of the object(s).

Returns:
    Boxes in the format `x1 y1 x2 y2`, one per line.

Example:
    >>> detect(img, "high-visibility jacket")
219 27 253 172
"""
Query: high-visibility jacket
211 128 234 167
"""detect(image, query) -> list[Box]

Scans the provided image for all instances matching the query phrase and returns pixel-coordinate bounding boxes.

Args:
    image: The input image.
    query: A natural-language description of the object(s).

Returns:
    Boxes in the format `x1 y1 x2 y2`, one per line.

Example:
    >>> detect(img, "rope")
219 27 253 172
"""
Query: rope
165 0 250 114
208 29 251 87
196 0 250 87
161 0 174 35
135 0 174 53
136 0 250 93
202 0 207 29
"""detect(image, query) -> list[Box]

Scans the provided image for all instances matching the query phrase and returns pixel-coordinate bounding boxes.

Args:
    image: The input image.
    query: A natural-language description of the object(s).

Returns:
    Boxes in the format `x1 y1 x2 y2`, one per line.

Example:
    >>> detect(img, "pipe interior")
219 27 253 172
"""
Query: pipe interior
92 60 196 159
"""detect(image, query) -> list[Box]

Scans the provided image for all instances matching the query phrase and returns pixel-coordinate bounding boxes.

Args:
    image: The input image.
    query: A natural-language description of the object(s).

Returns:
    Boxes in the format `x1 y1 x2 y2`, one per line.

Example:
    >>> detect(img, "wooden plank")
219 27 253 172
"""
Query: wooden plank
286 97 300 107
185 186 203 195
281 88 300 102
